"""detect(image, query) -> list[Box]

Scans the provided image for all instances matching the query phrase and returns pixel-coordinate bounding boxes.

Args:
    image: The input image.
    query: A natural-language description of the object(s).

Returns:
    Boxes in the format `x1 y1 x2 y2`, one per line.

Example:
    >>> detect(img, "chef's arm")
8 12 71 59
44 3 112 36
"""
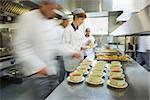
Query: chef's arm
57 44 81 60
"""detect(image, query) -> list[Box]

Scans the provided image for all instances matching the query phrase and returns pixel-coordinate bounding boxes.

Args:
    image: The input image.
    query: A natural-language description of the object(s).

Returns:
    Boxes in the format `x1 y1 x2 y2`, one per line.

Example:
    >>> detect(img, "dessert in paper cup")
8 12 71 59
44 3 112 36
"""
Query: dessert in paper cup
68 72 84 82
109 77 126 86
89 72 104 77
86 75 103 84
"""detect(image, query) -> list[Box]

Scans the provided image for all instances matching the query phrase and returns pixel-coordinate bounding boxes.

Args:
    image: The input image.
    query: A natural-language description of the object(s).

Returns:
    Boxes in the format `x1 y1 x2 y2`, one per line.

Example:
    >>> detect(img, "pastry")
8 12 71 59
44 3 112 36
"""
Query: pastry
69 73 83 82
111 61 121 65
109 70 123 77
87 75 102 83
110 77 125 86
89 72 103 77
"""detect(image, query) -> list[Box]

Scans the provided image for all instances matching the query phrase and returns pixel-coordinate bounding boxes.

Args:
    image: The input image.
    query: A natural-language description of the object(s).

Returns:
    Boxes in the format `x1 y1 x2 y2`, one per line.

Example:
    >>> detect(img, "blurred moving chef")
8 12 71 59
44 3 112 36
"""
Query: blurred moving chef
14 0 81 99
62 8 87 76
84 28 96 58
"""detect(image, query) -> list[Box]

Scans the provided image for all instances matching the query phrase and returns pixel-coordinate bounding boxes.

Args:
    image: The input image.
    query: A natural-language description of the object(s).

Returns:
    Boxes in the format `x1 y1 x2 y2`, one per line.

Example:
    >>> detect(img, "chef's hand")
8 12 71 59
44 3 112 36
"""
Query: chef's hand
72 52 81 60
37 67 48 76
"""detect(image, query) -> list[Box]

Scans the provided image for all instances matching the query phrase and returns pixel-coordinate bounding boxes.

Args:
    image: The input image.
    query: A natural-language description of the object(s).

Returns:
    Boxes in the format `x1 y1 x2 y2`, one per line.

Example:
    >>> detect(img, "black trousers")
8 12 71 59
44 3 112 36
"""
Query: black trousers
56 56 66 83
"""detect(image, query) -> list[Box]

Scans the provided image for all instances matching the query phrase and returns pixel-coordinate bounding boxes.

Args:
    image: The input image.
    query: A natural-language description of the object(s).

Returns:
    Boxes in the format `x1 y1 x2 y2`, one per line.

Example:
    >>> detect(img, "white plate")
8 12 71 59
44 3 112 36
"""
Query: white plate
107 80 128 88
67 76 85 83
86 78 104 85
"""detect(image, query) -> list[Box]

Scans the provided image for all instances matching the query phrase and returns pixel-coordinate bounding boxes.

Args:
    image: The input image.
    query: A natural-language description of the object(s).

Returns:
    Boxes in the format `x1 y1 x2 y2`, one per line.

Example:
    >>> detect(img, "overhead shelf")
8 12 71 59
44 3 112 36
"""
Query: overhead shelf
110 5 150 36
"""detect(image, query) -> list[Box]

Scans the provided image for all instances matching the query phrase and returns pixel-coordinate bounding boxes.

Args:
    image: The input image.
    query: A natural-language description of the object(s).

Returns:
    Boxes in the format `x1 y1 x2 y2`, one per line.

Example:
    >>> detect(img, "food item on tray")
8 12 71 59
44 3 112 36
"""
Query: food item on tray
109 70 123 77
80 59 92 65
96 55 131 61
89 43 94 48
89 72 103 77
118 55 131 61
95 61 106 67
97 61 107 64
109 73 125 79
75 69 86 75
109 67 122 71
87 75 103 84
70 71 83 76
109 77 126 86
92 67 104 72
96 55 118 60
100 48 119 53
69 73 83 82
77 66 88 70
111 61 121 65
79 64 91 69
91 69 104 74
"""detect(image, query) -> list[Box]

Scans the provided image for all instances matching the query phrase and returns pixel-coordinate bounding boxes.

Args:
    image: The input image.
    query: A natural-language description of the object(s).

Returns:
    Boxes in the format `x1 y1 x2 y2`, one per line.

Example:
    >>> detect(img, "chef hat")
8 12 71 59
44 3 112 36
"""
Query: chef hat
71 8 85 15
61 15 69 20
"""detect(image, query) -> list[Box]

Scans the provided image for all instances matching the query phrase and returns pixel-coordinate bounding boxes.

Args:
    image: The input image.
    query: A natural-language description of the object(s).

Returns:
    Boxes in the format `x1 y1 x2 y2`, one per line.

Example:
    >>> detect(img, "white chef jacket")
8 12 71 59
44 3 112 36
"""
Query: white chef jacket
57 25 65 43
62 24 85 71
14 10 76 76
84 35 95 56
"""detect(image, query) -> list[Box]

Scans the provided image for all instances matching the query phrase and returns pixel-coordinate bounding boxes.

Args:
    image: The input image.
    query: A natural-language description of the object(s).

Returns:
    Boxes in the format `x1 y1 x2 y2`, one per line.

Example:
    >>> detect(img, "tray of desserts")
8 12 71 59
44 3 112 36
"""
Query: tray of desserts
96 55 132 62
95 48 121 55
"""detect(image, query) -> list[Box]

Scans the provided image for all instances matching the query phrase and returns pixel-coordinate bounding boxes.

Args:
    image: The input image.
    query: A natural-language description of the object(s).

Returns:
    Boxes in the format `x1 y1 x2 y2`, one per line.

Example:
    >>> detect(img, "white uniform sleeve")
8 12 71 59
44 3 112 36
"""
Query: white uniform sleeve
14 15 46 75
57 44 77 56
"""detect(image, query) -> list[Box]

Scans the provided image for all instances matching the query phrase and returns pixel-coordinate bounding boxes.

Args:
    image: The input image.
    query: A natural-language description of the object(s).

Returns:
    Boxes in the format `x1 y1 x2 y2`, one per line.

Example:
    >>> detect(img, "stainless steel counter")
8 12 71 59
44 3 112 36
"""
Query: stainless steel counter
46 60 149 100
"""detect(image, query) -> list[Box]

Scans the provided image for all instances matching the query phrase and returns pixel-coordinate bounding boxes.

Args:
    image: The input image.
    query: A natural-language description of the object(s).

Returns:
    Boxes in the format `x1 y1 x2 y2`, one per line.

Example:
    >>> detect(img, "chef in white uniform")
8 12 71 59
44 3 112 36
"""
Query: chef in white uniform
56 15 70 83
14 0 81 99
84 28 96 58
57 15 70 43
62 8 87 76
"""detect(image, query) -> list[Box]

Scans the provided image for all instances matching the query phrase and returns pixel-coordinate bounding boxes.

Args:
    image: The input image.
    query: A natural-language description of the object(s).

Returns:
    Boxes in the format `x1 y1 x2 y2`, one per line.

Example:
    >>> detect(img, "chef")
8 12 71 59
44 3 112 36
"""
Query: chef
57 15 70 43
62 8 87 76
56 15 70 83
14 0 81 99
84 28 96 58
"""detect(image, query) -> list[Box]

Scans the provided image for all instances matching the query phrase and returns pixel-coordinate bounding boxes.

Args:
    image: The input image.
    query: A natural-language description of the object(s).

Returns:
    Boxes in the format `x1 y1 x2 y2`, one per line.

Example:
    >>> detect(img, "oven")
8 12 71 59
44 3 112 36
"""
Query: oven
0 28 23 87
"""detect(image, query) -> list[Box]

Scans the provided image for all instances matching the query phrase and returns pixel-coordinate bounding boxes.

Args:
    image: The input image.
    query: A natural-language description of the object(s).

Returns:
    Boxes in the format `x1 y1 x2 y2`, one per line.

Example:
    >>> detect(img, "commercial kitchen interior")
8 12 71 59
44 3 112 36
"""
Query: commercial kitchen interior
0 0 150 100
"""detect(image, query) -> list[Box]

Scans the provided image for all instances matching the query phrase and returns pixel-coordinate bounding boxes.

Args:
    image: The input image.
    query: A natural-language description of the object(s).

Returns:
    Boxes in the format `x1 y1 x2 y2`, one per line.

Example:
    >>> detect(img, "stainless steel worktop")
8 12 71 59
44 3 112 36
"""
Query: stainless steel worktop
46 60 149 100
